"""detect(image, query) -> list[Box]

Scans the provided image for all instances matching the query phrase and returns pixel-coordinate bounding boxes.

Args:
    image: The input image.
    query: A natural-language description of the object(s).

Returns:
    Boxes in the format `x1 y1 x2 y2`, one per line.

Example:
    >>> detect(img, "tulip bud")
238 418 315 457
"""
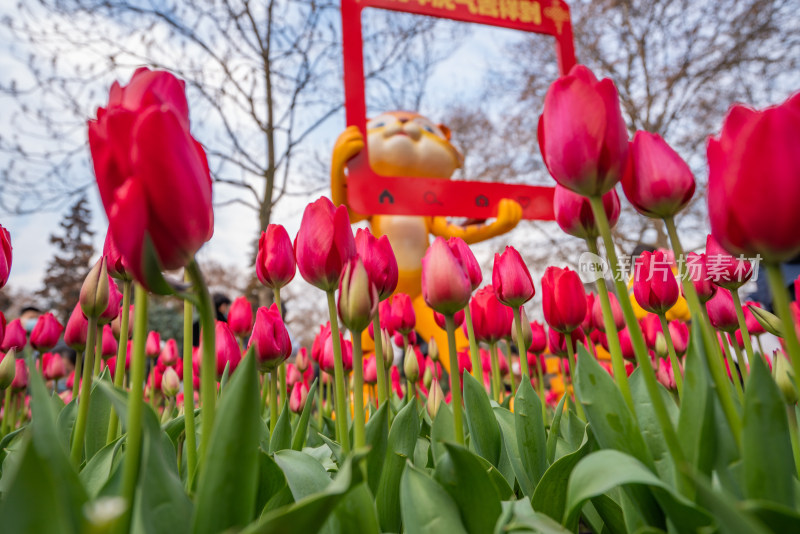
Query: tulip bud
338 258 379 333
542 266 587 334
295 198 355 292
493 246 535 308
65 303 89 351
390 294 416 335
592 292 625 332
434 309 464 330
256 224 297 290
161 367 180 397
1 319 26 353
98 277 122 325
296 347 310 372
748 305 783 338
363 356 378 384
669 321 690 356
774 352 798 404
145 331 161 359
101 325 118 359
248 304 292 372
42 352 67 381
427 379 444 418
30 312 64 353
111 305 134 340
0 350 16 390
554 184 621 239
447 237 483 291
685 252 716 304
355 228 399 300
654 333 669 359
11 358 28 390
428 338 439 362
633 251 679 315
289 382 309 414
381 329 393 369
80 258 110 318
159 339 179 367
404 346 419 383
706 288 739 333
511 307 533 349
228 296 254 338
421 237 472 316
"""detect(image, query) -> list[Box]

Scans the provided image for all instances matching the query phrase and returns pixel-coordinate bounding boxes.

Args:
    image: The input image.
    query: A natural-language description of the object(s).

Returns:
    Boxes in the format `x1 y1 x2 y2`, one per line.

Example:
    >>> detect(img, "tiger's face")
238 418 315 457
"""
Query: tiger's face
366 111 463 179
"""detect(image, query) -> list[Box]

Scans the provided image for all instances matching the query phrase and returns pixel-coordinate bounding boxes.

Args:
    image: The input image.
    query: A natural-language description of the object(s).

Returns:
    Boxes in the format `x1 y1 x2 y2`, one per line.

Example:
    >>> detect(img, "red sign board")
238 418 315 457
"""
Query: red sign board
341 0 576 220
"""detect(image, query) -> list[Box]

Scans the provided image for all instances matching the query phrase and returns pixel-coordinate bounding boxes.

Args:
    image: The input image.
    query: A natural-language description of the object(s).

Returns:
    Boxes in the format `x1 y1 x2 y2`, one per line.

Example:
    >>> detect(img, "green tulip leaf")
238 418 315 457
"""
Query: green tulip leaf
255 450 288 514
546 393 567 464
270 399 292 453
400 462 468 534
431 402 455 464
274 449 332 499
192 352 261 533
531 426 592 522
515 379 548 487
742 354 795 507
462 371 502 466
494 405 533 496
321 483 381 534
364 401 389 493
677 329 716 477
85 368 113 462
291 378 318 451
376 399 420 532
56 398 77 452
628 368 678 485
79 438 122 499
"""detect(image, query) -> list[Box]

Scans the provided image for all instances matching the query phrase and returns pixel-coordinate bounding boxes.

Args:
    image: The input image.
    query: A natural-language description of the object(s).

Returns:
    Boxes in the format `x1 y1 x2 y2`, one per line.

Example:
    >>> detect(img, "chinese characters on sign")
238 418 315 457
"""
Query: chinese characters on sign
579 253 762 284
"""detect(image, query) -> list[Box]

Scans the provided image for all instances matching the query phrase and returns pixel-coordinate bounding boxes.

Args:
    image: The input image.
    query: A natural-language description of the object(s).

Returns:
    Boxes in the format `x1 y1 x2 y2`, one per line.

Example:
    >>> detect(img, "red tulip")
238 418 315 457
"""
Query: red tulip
633 251 679 315
390 293 416 334
98 277 122 325
286 363 303 387
338 258 379 333
469 286 513 344
480 348 509 376
294 197 355 292
103 231 132 281
685 252 717 303
107 345 132 377
256 224 296 290
11 358 28 390
311 323 328 363
705 234 752 290
548 327 585 357
159 339 179 367
0 312 5 354
542 266 587 333
706 288 740 333
457 349 472 376
435 309 464 330
592 291 624 333
88 68 213 292
447 237 482 291
641 314 663 350
622 131 695 218
0 224 11 289
618 328 635 360
42 353 66 381
228 296 253 338
30 313 63 352
527 352 546 374
421 237 472 316
248 304 292 372
289 382 309 414
363 356 378 384
355 228 399 300
101 325 118 359
528 321 548 354
554 184 620 239
492 246 535 308
538 64 629 196
1 319 27 352
319 327 352 374
148 364 165 393
390 366 403 398
146 331 161 359
209 321 241 377
707 92 800 262
655 356 677 390
669 321 690 356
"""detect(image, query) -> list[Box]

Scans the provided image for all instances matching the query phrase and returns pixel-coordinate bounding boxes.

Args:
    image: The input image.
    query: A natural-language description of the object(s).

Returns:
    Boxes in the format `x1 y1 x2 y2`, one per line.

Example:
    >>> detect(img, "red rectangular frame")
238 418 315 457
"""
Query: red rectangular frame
341 0 576 220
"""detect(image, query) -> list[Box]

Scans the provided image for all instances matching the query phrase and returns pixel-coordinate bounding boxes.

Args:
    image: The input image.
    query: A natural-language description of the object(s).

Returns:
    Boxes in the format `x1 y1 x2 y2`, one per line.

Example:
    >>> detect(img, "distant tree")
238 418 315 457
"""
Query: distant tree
38 197 95 322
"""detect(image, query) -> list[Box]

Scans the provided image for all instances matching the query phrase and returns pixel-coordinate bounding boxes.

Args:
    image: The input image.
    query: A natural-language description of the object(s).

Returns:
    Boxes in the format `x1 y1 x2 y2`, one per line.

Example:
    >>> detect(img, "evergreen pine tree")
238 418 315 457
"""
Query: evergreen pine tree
39 196 95 323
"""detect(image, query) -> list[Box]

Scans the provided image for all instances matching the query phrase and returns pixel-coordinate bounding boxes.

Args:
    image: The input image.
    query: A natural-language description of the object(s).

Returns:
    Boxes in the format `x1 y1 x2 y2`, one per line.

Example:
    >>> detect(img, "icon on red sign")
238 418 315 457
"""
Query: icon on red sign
475 195 489 208
379 190 394 204
424 191 443 205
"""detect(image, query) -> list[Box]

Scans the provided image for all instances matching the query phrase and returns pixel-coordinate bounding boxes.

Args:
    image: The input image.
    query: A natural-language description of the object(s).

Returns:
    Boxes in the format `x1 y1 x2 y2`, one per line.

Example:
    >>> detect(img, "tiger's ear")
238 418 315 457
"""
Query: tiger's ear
438 124 452 141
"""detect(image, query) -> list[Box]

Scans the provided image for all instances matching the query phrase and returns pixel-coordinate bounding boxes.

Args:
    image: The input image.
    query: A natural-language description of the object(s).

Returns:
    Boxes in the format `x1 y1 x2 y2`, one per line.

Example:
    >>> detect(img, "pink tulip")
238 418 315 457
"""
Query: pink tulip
256 224 296 290
633 250 679 315
285 363 303 387
622 131 695 218
161 367 180 397
469 286 513 344
542 266 587 333
103 230 132 281
447 237 483 291
30 313 63 353
363 356 378 384
554 184 620 239
145 331 161 359
655 356 677 390
707 91 800 262
421 237 472 316
289 382 309 414
0 225 11 289
228 296 254 338
210 321 242 377
2 319 27 352
248 304 292 372
390 293 416 334
88 68 213 292
743 301 766 336
159 339 179 367
11 358 28 390
294 197 355 291
390 366 403 398
685 252 717 303
42 352 66 381
705 234 752 290
101 325 118 358
529 321 548 354
548 327 585 357
492 246 535 308
97 276 122 326
112 304 134 340
538 64 629 196
355 228 399 300
706 288 740 333
295 347 310 372
435 309 464 330
592 291 624 332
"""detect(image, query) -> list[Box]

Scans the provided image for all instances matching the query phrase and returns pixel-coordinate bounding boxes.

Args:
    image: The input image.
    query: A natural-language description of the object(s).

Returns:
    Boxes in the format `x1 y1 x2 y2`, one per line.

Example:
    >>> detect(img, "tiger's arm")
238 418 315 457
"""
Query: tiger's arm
427 198 522 244
331 125 370 224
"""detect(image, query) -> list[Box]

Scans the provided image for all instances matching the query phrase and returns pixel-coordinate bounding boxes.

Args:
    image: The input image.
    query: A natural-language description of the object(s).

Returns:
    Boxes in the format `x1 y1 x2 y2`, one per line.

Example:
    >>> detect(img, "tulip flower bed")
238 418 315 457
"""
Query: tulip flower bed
1 66 800 534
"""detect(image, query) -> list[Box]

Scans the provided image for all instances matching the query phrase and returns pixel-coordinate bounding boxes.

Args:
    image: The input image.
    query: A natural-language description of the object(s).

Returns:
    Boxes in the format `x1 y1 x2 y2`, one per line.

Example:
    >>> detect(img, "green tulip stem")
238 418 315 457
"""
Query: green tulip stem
72 349 83 400
489 342 502 403
1 387 12 436
186 259 218 477
352 333 366 448
664 216 743 448
512 307 530 381
585 237 634 410
787 405 800 480
274 289 287 406
658 314 684 400
119 284 149 533
730 289 756 375
505 340 518 395
756 336 766 358
71 314 98 465
730 334 750 386
316 375 324 429
325 290 351 454
765 263 800 400
445 314 465 445
106 279 132 445
464 307 483 384
260 373 268 417
7 393 17 433
590 196 687 469
720 334 745 405
372 314 389 408
93 325 102 376
564 331 585 420
269 369 278 434
181 281 198 491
